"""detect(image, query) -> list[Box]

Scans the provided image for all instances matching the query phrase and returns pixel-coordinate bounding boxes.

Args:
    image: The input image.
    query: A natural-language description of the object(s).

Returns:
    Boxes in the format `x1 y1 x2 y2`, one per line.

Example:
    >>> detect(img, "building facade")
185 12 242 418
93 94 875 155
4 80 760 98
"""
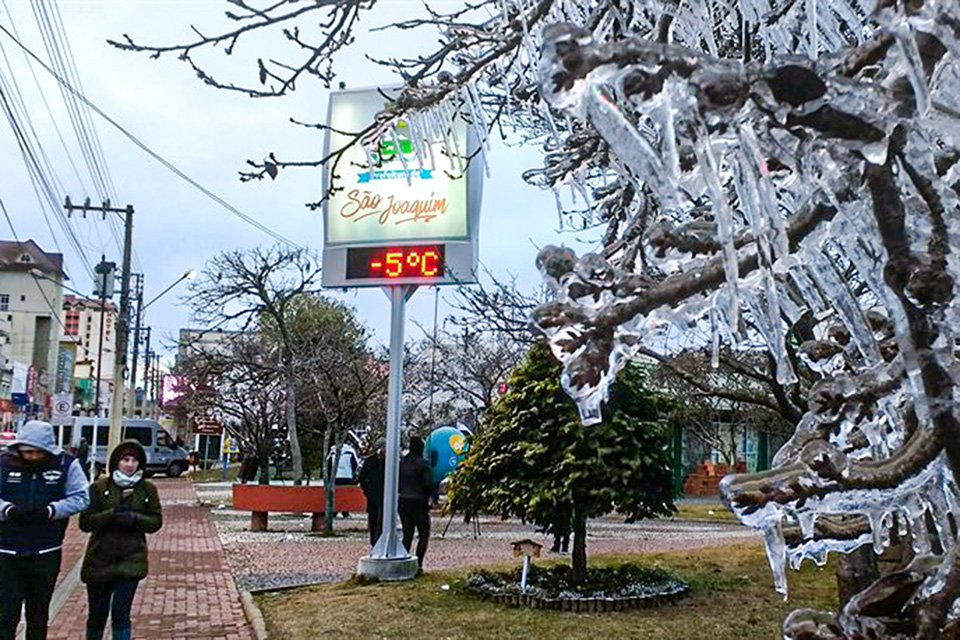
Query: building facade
0 240 65 417
60 294 117 411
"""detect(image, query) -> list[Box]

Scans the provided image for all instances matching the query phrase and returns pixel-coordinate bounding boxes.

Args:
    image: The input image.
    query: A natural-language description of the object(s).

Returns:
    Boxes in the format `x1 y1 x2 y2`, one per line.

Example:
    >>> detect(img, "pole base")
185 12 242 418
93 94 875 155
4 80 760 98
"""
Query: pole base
356 555 419 582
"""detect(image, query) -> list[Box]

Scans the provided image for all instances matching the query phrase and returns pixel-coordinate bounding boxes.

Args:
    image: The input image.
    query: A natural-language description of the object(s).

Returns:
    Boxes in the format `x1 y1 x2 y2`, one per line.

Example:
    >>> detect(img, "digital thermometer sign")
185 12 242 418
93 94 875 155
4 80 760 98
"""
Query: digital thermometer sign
321 87 481 288
346 245 445 280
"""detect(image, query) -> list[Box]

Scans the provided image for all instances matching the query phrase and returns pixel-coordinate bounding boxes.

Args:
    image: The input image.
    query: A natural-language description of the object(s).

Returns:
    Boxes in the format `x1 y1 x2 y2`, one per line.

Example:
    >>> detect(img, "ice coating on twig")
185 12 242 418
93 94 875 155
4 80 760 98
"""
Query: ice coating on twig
522 0 960 636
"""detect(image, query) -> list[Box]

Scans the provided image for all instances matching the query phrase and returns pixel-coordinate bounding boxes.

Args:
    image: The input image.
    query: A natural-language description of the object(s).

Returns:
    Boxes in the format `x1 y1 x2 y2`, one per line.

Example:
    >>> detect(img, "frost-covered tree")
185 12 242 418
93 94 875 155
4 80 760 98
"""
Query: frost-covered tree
121 1 960 636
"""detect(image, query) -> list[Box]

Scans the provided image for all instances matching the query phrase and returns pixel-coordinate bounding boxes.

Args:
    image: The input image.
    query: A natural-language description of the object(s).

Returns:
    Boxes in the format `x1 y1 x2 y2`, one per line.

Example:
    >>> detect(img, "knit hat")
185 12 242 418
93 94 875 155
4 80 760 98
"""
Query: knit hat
109 439 147 473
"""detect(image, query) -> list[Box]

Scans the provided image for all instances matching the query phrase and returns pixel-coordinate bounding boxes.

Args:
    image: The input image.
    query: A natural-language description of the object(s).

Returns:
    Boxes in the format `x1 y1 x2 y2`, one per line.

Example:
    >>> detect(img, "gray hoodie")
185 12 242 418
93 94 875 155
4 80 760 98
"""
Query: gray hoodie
0 420 90 521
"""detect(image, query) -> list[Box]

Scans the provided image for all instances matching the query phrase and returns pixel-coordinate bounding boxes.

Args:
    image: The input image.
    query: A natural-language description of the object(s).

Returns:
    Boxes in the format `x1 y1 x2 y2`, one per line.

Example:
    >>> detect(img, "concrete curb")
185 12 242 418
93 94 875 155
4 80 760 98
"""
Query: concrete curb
239 589 269 640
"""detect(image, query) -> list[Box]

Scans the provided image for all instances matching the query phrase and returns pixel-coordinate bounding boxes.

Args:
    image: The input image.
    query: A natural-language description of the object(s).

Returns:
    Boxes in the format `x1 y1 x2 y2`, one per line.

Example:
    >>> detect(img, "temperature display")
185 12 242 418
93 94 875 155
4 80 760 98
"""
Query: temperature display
346 245 445 280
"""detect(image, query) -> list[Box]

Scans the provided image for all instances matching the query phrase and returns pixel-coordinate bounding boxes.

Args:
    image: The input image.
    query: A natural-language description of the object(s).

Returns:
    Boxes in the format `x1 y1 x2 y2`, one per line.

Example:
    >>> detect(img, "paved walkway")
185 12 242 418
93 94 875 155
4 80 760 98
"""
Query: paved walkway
35 478 252 640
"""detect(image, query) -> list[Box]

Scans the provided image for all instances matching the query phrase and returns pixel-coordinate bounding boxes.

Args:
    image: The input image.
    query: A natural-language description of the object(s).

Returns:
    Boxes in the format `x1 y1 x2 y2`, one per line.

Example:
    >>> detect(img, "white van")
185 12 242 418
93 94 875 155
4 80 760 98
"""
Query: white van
71 417 189 477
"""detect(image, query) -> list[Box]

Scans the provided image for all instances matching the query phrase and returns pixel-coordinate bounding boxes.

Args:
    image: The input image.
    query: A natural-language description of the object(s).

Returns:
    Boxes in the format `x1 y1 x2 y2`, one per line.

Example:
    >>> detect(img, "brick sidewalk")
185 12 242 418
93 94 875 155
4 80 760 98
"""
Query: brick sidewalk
42 478 252 640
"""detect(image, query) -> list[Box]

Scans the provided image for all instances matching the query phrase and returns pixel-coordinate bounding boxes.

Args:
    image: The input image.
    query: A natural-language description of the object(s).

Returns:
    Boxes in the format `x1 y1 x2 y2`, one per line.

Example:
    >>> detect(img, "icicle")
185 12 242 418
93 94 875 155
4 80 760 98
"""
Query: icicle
693 126 740 332
761 518 789 598
389 125 413 186
892 24 931 116
710 304 721 369
806 0 818 57
462 85 491 177
798 511 816 540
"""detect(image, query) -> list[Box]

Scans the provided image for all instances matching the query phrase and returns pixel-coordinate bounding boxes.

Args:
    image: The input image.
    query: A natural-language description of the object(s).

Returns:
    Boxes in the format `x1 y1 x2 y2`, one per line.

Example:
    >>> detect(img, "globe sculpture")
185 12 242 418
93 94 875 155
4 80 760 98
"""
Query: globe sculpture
424 426 470 486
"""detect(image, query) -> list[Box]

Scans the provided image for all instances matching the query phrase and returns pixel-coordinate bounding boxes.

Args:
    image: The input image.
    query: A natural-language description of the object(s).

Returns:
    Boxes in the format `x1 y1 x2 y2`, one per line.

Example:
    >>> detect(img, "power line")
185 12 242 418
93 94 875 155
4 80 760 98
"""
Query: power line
47 0 119 200
0 0 89 196
0 73 97 284
0 195 70 333
0 22 303 250
29 0 134 273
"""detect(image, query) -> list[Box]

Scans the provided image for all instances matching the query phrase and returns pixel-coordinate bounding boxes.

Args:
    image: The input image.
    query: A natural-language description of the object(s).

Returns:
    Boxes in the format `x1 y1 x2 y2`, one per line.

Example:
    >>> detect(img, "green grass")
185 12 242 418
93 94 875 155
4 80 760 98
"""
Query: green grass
187 463 240 483
672 501 740 523
255 543 837 640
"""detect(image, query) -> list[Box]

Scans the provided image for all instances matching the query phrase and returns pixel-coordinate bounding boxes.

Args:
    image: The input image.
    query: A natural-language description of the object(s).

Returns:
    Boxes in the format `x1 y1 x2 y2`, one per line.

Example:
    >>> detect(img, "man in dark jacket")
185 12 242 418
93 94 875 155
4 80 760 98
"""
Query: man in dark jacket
0 420 90 640
357 439 385 546
398 436 434 570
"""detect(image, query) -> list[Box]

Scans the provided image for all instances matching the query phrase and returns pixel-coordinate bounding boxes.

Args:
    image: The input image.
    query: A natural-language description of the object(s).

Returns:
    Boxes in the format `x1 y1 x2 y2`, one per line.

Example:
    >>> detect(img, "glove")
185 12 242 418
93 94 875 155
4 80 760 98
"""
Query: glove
113 512 137 528
7 505 51 523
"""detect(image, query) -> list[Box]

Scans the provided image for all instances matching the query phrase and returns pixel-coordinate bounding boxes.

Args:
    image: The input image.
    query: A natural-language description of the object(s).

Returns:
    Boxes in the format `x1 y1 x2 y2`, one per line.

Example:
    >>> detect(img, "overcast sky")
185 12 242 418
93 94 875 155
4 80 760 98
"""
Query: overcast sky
0 0 598 361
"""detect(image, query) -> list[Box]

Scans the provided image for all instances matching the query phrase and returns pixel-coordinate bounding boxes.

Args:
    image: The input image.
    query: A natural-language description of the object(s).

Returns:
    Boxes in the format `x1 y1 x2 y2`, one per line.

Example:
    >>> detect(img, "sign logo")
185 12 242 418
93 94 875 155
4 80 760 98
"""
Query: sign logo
324 89 470 246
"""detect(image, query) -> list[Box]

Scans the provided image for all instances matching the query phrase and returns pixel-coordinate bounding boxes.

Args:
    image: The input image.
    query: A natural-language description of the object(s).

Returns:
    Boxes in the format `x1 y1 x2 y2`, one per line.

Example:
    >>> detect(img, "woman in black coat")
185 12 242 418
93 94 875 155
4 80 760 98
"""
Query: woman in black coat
80 440 162 640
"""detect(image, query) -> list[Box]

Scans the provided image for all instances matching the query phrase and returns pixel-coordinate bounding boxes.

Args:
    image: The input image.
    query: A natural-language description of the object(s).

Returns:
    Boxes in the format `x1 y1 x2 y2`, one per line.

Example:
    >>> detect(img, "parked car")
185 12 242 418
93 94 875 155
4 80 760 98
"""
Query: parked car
70 417 189 477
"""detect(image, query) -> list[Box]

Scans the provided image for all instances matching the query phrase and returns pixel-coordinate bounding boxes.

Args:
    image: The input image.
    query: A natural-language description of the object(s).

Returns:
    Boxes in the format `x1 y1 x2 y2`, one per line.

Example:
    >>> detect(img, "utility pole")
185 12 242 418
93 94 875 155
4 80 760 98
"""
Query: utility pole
141 327 151 413
126 274 143 417
152 353 161 419
65 198 134 457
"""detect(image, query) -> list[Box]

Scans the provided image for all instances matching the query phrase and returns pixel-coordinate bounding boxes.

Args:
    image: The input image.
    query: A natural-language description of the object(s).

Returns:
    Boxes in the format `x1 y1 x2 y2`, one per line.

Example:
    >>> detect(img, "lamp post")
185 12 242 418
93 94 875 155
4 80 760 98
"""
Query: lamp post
142 269 196 312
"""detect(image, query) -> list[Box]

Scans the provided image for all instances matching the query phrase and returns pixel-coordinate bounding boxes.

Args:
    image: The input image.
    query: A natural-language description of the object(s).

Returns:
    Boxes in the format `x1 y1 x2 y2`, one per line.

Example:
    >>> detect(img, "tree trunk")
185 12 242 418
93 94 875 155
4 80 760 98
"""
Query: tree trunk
323 425 335 534
257 430 270 485
283 355 303 485
836 545 878 607
257 454 270 485
571 512 588 584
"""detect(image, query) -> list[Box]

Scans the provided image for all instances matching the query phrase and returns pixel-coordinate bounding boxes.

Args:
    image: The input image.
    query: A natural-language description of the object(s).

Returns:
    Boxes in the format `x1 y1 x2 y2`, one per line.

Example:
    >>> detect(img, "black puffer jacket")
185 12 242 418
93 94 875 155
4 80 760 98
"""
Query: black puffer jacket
79 440 163 584
398 453 433 503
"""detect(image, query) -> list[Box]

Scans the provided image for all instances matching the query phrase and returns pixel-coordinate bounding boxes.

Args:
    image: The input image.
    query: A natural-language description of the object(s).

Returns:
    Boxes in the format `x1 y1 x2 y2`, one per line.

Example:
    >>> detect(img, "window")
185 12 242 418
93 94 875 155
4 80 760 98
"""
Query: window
19 295 25 302
65 310 80 336
0 295 8 312
157 430 174 449
123 426 153 447
18 253 31 263
81 425 110 446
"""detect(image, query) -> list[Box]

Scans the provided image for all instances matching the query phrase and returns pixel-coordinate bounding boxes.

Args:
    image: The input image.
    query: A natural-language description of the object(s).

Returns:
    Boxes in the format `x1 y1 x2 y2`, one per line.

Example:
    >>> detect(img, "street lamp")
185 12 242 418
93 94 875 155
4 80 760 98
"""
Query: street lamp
142 269 196 311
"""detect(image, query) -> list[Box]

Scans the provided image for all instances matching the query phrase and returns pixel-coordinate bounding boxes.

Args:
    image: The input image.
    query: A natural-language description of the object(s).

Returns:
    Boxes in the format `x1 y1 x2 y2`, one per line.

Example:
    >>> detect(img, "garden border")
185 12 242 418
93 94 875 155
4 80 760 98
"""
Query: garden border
479 584 690 612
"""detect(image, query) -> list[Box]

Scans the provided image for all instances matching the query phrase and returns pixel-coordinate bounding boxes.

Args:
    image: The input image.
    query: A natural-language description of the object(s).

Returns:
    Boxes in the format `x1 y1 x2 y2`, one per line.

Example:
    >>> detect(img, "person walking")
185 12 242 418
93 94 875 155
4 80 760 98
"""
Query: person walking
0 420 90 640
76 438 90 480
398 436 434 571
357 439 385 547
80 440 162 640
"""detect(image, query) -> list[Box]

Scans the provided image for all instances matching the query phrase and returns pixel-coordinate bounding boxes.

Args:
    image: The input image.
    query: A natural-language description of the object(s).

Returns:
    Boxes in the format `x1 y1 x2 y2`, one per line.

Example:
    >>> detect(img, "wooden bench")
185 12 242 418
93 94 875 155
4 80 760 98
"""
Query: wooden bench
232 484 367 532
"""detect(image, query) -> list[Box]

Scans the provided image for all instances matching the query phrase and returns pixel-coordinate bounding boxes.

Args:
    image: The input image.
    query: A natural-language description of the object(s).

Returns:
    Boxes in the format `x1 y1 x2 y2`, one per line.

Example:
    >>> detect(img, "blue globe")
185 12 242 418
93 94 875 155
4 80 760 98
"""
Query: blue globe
424 426 470 485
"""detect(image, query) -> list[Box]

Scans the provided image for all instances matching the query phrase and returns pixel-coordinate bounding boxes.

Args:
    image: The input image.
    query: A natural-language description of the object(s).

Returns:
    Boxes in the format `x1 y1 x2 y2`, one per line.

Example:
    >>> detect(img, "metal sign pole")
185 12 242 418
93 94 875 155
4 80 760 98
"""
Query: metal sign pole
358 285 419 580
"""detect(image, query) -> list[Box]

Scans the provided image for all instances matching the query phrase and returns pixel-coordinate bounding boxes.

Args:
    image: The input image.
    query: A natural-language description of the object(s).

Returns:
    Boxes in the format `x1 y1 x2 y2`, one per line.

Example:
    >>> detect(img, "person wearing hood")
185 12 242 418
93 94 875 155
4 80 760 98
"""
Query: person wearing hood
80 440 162 640
358 438 386 546
0 420 90 640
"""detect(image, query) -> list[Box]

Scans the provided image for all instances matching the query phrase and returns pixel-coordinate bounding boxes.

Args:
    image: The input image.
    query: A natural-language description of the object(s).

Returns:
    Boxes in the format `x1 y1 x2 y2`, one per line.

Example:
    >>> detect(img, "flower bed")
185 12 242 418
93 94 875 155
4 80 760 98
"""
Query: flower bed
465 563 689 612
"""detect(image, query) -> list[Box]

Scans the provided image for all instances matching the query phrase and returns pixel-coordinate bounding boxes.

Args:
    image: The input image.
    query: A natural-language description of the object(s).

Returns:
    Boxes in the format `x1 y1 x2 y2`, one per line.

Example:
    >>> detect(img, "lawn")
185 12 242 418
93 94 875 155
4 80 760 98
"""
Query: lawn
671 501 740 523
187 463 240 483
255 543 837 640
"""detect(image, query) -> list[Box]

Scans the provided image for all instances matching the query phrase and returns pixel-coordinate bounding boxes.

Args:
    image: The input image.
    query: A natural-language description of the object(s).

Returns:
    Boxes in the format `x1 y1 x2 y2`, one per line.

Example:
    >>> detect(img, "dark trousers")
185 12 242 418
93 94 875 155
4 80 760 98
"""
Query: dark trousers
398 498 430 568
0 550 62 640
85 578 140 640
367 507 383 547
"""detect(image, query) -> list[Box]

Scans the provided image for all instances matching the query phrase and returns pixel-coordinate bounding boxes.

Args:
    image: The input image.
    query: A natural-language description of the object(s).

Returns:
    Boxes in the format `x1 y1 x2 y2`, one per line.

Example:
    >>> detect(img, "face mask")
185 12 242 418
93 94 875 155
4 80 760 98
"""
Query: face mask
112 469 143 488
16 450 49 469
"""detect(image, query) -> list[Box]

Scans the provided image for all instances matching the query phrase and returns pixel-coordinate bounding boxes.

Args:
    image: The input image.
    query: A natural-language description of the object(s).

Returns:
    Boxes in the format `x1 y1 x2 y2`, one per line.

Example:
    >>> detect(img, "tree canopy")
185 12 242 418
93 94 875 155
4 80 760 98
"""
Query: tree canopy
447 341 674 582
